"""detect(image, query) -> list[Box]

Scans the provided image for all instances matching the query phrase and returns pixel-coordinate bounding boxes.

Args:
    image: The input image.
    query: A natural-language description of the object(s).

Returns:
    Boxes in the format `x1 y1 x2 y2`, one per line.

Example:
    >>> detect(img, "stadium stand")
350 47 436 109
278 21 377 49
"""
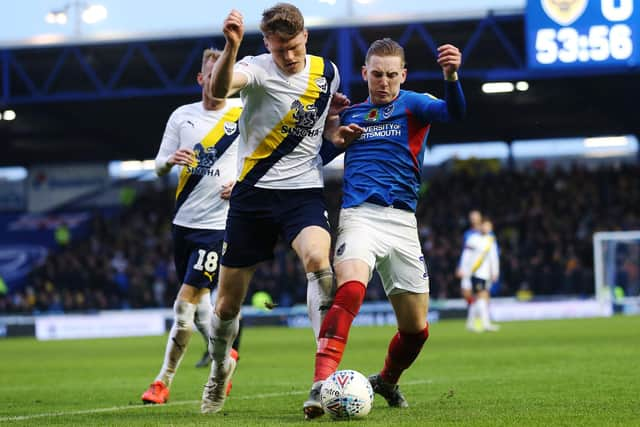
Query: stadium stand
2 161 638 314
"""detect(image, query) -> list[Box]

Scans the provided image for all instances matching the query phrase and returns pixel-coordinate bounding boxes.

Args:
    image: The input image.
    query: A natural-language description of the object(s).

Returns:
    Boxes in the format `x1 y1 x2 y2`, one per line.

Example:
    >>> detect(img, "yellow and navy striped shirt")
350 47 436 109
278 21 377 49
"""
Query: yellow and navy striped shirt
154 99 242 229
234 53 340 189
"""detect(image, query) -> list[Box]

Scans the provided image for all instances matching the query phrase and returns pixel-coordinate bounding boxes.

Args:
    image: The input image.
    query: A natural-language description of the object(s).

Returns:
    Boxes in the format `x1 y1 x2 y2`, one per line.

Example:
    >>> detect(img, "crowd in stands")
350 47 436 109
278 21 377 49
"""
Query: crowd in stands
1 161 638 314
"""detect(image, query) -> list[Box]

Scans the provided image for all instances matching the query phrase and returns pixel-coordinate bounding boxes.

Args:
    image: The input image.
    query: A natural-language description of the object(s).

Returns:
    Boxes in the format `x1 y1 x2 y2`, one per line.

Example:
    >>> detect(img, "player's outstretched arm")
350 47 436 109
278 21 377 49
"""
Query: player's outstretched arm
208 9 248 98
436 44 466 121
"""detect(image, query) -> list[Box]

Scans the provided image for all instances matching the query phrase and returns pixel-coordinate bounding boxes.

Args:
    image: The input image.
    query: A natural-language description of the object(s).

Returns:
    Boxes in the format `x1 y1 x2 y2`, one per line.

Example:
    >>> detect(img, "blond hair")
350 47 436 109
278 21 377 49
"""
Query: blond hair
365 38 406 66
260 3 304 39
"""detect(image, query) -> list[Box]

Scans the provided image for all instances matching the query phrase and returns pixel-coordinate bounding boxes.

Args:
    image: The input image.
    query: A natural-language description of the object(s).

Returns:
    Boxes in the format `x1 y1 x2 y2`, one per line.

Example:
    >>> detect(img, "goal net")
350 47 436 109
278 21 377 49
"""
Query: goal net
593 231 640 314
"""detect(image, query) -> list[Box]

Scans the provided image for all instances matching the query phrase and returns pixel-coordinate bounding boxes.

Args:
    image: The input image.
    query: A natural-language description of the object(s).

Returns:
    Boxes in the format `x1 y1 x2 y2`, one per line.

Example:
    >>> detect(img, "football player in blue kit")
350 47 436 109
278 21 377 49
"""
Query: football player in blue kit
304 38 466 418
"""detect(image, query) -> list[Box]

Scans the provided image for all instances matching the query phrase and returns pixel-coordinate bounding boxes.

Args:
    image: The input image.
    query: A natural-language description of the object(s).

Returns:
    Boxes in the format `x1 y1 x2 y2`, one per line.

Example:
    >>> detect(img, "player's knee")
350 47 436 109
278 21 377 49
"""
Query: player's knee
301 247 329 272
215 299 241 321
174 299 196 329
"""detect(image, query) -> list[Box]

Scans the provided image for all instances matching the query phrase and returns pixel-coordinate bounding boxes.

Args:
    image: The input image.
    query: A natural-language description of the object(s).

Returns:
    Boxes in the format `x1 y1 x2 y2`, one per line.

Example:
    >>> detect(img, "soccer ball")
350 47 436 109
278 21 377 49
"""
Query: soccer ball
320 369 374 419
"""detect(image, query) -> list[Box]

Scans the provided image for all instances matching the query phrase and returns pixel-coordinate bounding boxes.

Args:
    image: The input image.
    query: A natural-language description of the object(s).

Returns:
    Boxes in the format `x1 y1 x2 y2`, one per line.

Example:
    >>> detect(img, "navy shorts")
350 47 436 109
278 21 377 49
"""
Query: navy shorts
172 225 225 290
222 182 330 268
471 276 490 292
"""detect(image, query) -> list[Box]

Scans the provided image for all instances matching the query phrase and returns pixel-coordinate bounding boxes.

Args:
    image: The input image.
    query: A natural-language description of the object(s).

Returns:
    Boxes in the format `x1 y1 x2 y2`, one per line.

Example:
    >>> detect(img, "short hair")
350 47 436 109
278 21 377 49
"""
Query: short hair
365 38 406 66
201 48 222 72
260 3 304 39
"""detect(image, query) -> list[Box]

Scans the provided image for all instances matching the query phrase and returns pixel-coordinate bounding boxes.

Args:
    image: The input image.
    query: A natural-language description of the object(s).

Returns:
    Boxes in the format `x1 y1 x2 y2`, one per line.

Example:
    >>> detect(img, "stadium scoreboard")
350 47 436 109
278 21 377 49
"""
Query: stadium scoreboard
526 0 638 69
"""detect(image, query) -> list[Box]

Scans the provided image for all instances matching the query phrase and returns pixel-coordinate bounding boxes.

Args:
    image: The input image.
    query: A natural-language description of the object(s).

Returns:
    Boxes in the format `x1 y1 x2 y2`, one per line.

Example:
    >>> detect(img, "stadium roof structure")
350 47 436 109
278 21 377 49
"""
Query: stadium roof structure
0 12 638 166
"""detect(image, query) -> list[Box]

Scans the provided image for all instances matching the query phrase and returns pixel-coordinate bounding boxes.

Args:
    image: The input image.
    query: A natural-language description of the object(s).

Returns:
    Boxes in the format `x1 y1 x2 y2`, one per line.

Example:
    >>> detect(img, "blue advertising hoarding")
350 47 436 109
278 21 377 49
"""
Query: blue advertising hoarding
526 0 638 69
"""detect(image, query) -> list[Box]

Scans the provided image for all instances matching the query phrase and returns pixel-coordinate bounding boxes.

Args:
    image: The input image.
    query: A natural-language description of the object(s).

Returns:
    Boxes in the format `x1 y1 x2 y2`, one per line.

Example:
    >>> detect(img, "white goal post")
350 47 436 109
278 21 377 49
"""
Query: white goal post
593 231 640 312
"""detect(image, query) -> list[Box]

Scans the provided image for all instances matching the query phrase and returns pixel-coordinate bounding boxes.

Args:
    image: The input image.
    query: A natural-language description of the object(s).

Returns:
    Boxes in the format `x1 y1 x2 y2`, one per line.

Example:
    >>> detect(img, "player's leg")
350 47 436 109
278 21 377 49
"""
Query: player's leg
202 184 279 414
194 291 213 368
201 265 253 414
285 188 335 343
142 284 207 404
291 225 334 342
302 258 369 419
476 288 499 331
461 281 480 332
370 291 429 408
369 210 430 408
142 226 217 404
302 206 375 419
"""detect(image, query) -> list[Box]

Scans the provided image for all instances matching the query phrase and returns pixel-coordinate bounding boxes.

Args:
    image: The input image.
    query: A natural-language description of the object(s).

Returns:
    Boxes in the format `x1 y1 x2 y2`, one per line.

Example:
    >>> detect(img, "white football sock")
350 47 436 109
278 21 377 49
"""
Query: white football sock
306 268 335 344
466 301 476 329
194 292 212 347
157 299 196 387
208 312 240 376
478 298 492 328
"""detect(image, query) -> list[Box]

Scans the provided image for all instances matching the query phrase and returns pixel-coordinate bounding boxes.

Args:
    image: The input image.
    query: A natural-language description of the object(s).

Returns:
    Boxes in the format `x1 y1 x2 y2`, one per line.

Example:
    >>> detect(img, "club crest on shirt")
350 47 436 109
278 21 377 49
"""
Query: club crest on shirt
541 0 587 26
382 104 394 119
224 121 238 136
315 77 328 93
365 108 379 122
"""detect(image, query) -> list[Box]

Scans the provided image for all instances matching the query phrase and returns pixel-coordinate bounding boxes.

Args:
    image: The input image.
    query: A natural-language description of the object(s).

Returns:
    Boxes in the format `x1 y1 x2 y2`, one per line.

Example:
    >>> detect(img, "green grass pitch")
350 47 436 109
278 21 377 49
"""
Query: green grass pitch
1 316 638 426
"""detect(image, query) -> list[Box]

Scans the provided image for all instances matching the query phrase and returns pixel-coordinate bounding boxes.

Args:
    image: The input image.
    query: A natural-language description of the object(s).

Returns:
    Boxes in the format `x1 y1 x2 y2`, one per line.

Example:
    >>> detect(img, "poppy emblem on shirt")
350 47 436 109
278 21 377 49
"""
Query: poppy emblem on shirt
382 104 394 119
224 121 238 136
365 108 379 122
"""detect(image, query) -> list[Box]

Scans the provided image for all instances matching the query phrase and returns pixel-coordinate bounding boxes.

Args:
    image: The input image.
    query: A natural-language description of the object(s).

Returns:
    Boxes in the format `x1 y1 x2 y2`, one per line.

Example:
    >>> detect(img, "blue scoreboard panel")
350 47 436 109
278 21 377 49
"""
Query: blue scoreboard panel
526 0 638 69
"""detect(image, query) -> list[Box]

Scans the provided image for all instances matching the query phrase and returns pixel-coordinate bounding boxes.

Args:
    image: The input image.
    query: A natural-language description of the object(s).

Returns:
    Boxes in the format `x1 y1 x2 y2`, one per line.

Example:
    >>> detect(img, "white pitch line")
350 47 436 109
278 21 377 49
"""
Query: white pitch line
0 379 433 422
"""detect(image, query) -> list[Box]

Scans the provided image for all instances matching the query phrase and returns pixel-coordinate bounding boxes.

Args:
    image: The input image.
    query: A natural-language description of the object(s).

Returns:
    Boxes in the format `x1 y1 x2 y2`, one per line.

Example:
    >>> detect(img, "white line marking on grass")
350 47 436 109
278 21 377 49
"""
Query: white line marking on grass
0 379 433 422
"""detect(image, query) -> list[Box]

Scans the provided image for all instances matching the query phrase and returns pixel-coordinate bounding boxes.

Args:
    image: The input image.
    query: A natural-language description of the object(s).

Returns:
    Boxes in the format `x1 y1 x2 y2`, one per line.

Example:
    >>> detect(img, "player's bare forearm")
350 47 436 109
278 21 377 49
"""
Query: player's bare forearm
209 10 243 98
209 44 240 98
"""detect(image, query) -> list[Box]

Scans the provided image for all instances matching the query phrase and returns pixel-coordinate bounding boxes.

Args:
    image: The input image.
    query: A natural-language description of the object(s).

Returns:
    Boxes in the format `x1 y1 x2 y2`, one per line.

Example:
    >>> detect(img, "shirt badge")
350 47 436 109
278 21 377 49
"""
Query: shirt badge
365 108 379 122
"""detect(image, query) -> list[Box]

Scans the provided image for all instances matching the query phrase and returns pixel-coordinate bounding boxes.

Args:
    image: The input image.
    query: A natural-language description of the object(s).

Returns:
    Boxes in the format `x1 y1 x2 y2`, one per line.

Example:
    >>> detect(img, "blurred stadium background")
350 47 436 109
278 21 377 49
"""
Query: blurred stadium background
0 1 638 341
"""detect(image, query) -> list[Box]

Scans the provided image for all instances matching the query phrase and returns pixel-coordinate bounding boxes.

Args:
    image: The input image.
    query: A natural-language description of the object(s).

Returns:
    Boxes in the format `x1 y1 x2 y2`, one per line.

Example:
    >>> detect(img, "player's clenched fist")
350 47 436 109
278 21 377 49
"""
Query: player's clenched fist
223 9 244 47
436 44 461 80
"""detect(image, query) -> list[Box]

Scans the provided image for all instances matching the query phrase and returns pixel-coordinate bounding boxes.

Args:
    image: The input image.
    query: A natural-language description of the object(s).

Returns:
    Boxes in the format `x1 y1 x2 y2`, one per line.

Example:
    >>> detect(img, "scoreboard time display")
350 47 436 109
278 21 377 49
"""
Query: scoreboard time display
526 0 638 68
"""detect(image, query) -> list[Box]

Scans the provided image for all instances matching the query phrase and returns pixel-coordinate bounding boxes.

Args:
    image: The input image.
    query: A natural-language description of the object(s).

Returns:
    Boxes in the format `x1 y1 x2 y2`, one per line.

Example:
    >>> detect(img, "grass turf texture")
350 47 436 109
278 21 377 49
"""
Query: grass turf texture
1 316 638 426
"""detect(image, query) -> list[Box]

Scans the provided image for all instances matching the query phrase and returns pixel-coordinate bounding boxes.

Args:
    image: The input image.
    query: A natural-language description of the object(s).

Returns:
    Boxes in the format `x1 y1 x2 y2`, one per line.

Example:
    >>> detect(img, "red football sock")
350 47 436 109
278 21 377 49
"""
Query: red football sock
380 324 430 384
313 280 366 382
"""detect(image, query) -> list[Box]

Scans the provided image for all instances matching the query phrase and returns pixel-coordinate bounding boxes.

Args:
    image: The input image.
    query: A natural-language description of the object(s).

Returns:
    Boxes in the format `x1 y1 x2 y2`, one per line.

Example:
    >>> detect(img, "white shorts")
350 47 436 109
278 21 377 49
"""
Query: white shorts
333 203 429 296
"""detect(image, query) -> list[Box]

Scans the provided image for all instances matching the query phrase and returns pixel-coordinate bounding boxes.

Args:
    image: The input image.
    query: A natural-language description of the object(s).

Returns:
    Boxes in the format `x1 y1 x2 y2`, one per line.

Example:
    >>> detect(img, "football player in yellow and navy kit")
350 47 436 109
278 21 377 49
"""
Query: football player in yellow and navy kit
141 49 242 405
200 3 351 414
306 38 466 418
459 218 500 332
